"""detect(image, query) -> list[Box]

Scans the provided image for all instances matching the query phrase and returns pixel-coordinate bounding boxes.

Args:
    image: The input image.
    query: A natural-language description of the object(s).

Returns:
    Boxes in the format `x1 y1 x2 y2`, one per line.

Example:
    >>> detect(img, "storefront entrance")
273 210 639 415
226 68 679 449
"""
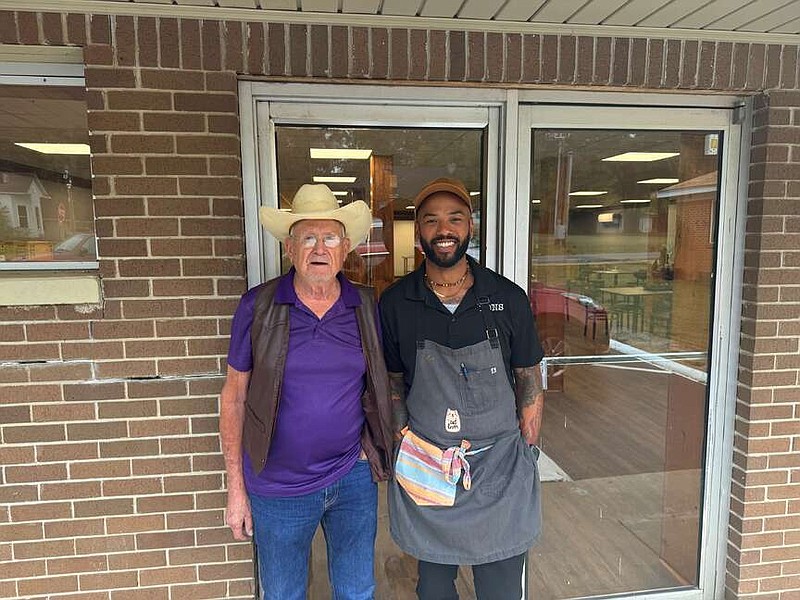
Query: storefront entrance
240 84 744 600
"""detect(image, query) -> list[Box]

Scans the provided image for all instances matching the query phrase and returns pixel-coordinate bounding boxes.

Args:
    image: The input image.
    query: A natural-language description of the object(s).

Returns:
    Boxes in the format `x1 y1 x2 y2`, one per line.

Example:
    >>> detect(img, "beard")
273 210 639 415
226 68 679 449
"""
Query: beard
419 235 471 268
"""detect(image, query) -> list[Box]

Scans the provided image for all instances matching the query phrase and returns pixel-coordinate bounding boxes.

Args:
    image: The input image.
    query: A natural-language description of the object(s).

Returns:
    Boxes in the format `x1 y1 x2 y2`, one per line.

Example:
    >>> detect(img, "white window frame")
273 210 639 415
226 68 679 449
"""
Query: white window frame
0 60 95 271
239 82 747 600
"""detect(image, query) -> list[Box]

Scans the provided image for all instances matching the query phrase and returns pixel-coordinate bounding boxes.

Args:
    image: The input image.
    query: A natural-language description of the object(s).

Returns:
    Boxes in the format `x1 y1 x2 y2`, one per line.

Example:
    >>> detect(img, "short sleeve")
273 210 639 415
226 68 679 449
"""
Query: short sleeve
378 295 403 374
509 285 545 368
226 290 257 372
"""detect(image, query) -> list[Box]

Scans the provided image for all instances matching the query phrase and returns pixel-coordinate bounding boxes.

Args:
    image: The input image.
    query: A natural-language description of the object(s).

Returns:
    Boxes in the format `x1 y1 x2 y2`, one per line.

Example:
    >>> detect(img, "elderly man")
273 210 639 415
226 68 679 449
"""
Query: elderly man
380 178 545 600
219 183 393 600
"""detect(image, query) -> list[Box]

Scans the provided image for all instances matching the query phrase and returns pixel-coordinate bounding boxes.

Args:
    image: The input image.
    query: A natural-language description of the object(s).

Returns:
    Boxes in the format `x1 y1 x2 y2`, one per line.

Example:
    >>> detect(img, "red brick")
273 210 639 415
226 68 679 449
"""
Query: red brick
0 521 43 542
159 18 180 69
175 135 239 155
330 25 347 78
91 155 143 174
137 16 158 67
37 442 98 462
67 420 128 441
108 549 167 570
174 92 237 113
448 30 465 81
207 114 239 134
122 299 185 319
17 11 39 44
269 22 287 76
100 438 161 458
111 134 174 154
126 378 187 398
15 537 74 559
137 494 195 514
85 67 136 88
144 113 205 132
31 402 95 422
42 12 64 44
161 397 217 417
137 529 195 550
153 278 214 297
201 20 221 71
116 177 178 196
223 20 244 72
107 90 172 111
0 11 18 43
98 399 158 419
74 497 134 518
5 463 66 484
410 29 428 80
157 357 220 376
40 481 101 501
180 19 202 70
117 217 180 237
3 424 65 444
72 459 132 480
18 575 78 596
156 318 218 338
132 455 191 475
44 519 105 538
114 15 135 66
80 570 138 591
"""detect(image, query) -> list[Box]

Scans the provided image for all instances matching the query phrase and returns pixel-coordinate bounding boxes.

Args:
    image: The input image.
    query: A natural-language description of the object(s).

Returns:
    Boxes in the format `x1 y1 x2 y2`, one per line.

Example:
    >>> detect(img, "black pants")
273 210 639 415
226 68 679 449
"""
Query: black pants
416 553 526 600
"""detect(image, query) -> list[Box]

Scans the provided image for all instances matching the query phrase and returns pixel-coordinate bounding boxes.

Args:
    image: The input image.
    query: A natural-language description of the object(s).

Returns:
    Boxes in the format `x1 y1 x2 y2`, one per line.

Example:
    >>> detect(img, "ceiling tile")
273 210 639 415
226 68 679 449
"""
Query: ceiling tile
569 0 630 25
302 0 338 11
381 0 424 16
458 0 505 20
704 0 794 30
734 3 800 32
495 0 548 21
216 0 262 7
673 0 760 28
260 0 299 9
603 0 663 26
771 16 800 33
533 0 594 23
637 0 711 28
342 0 380 14
419 0 464 18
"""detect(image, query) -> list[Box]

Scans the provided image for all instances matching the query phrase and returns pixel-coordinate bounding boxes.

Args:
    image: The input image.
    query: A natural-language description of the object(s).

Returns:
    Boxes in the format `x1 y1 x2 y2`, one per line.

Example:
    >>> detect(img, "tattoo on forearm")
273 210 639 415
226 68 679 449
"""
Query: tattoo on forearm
388 372 408 431
514 366 544 410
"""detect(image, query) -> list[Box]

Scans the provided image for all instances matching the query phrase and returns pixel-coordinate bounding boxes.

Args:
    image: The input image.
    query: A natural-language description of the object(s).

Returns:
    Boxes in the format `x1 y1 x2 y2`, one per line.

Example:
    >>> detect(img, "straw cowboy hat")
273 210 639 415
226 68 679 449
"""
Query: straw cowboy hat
259 184 372 247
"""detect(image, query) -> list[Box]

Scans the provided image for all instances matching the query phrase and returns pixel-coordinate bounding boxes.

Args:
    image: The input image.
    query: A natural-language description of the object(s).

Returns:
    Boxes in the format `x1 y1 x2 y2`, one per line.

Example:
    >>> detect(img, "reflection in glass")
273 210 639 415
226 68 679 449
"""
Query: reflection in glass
274 127 485 296
0 85 94 264
529 130 720 598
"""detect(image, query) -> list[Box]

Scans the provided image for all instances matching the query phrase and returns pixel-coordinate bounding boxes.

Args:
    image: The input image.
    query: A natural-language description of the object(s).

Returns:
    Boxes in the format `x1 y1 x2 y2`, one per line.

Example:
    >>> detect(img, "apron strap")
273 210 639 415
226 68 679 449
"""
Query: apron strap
475 295 501 349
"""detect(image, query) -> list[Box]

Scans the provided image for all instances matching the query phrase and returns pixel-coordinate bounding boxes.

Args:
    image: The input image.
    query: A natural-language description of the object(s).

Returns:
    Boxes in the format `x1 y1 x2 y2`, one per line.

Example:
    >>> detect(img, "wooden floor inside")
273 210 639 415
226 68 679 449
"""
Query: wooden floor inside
307 354 705 599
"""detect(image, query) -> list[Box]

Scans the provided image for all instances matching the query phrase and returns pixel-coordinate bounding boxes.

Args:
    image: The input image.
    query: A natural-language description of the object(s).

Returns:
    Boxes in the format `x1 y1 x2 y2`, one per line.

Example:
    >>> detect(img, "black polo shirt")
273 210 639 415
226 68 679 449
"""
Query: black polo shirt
379 256 544 393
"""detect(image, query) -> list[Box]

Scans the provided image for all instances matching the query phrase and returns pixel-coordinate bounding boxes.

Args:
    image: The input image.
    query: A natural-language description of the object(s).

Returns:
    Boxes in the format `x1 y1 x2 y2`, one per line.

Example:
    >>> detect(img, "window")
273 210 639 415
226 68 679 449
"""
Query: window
0 76 95 269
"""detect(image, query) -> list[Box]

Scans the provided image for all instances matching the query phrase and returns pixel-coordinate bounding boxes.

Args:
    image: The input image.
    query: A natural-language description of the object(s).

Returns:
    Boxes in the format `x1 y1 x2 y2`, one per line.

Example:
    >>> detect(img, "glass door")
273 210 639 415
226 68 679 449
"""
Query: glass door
249 96 500 599
516 106 738 599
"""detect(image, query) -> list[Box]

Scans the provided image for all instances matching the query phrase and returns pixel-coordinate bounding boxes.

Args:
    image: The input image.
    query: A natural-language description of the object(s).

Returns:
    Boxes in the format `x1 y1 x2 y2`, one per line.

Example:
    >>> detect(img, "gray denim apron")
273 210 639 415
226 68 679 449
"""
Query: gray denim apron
389 296 541 565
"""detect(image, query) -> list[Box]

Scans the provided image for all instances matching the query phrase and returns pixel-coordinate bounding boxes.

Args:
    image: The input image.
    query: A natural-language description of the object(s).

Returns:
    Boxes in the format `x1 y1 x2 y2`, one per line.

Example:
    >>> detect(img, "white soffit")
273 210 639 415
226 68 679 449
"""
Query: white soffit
2 0 799 43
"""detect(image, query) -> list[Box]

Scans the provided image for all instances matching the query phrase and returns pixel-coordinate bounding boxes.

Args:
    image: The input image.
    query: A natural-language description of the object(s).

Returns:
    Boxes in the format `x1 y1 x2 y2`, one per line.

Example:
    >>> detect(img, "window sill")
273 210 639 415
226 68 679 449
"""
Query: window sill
0 273 101 306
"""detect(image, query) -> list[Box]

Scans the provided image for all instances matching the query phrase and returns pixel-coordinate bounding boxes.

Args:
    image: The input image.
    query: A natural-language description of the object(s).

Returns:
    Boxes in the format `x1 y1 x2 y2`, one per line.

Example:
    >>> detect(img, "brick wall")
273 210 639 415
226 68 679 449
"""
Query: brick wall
0 8 798 600
729 88 800 600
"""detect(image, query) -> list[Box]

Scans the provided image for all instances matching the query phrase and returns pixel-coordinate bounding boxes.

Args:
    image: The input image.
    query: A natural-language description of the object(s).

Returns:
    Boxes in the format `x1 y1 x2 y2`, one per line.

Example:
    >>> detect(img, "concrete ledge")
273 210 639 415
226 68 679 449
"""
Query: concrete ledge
0 274 101 306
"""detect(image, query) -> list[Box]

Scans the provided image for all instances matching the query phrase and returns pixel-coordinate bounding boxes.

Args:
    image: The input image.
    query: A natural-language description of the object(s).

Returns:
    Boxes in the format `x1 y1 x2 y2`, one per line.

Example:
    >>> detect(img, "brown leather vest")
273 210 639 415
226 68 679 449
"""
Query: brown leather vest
242 277 393 482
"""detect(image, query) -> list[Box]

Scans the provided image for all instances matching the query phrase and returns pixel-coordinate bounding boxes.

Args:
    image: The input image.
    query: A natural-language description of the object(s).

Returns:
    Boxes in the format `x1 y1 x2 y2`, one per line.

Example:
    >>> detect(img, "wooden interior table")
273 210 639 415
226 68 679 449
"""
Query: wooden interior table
600 286 673 333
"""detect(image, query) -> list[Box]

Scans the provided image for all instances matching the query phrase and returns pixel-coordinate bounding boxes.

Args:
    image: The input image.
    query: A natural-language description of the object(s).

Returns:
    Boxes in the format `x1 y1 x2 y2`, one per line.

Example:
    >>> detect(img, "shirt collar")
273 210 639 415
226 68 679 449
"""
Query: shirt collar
274 268 362 308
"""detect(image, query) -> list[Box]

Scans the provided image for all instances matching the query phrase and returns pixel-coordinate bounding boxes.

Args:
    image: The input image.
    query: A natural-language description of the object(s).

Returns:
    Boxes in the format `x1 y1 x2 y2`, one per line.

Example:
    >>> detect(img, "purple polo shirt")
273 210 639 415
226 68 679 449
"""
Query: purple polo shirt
227 269 366 497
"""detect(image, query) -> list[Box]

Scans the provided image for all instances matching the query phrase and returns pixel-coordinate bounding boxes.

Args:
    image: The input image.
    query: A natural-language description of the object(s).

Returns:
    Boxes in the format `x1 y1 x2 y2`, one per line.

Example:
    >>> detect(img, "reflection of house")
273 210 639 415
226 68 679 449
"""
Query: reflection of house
657 171 717 282
0 172 49 237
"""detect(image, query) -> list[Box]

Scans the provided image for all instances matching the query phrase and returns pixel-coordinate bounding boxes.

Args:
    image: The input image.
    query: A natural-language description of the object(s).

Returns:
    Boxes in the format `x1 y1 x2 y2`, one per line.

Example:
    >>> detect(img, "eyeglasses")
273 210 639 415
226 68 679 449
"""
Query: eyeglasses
292 233 343 248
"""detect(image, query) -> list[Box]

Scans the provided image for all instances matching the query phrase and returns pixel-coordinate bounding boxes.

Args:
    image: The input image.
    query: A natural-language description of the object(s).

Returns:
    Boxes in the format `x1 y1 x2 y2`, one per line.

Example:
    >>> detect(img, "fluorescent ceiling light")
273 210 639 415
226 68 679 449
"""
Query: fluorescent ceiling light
575 204 603 209
569 191 607 196
597 213 616 223
405 205 415 209
469 191 480 196
15 142 90 155
602 152 679 162
638 178 679 184
313 176 357 183
331 191 348 196
620 199 651 204
531 200 541 204
309 148 373 160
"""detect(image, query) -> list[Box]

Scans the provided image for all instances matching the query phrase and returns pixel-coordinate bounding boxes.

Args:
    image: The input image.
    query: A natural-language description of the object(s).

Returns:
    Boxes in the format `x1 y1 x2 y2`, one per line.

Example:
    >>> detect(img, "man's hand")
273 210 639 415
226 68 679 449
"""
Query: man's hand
225 485 253 541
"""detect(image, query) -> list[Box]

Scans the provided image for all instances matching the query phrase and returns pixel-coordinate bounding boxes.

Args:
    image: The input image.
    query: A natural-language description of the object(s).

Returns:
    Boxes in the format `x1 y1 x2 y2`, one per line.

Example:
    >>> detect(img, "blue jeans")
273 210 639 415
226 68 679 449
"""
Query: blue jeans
249 460 377 600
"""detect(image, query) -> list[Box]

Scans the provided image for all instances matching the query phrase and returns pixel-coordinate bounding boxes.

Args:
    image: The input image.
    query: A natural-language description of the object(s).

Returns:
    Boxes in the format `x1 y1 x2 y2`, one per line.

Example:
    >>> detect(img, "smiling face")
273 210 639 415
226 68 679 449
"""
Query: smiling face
416 192 473 269
285 219 350 287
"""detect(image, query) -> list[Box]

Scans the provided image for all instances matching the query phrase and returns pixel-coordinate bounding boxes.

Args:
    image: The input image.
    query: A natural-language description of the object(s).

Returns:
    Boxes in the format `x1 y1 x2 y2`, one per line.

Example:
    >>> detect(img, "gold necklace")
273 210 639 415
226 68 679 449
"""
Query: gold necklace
425 266 470 300
424 265 470 289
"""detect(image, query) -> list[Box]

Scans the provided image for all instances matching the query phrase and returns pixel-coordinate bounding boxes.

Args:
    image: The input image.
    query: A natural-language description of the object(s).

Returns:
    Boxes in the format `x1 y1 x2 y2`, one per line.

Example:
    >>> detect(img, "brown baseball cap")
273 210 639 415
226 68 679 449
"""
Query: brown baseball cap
413 177 472 212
